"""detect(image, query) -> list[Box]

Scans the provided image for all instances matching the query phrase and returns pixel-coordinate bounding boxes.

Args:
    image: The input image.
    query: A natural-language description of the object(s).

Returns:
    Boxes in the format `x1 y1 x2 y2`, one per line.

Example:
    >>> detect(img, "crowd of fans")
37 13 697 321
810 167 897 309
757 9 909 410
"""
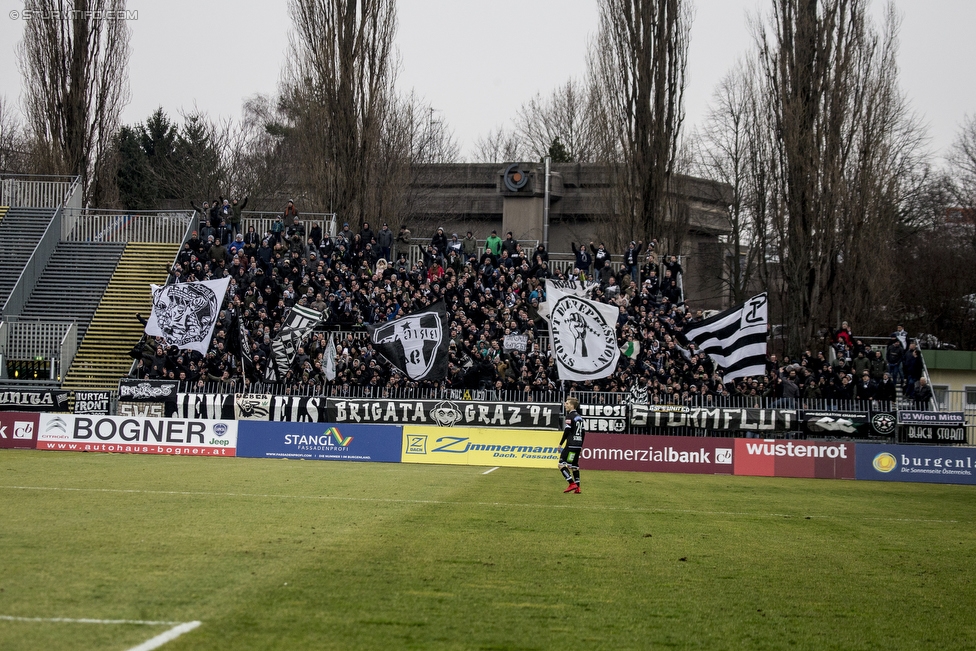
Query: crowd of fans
131 200 932 408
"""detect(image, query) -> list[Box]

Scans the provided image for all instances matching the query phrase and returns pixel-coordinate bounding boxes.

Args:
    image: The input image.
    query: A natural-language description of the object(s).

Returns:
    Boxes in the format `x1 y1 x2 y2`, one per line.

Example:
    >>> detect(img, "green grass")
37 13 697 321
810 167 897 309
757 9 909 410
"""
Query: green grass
2 450 976 650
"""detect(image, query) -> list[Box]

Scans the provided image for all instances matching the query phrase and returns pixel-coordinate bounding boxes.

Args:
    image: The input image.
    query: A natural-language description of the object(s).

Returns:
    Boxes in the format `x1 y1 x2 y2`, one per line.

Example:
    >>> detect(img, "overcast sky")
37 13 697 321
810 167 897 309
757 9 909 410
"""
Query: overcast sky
1 0 973 161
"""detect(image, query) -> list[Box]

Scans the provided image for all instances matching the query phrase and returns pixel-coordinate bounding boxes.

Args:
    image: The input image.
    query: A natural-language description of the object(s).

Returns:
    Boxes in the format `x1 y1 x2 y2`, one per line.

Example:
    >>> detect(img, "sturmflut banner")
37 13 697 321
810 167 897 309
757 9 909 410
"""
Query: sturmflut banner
327 398 562 429
630 404 795 432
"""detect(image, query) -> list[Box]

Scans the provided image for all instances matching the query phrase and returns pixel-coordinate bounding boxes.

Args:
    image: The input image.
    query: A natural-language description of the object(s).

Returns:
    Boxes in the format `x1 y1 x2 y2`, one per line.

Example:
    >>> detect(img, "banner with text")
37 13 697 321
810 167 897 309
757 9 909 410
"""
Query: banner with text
733 439 855 479
581 434 733 474
73 391 111 415
0 389 70 412
36 414 237 456
401 426 562 468
328 399 561 429
237 421 401 462
630 405 795 432
801 410 872 438
578 403 628 433
0 412 39 449
898 411 967 445
855 443 976 485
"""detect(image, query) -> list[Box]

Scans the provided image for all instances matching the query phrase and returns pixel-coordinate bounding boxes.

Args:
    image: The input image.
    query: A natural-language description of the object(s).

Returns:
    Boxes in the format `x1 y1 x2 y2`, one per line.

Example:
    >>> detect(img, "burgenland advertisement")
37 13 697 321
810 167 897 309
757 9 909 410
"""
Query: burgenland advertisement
582 434 733 474
401 426 563 468
0 412 39 449
733 438 856 479
36 414 238 456
237 421 402 462
855 443 976 485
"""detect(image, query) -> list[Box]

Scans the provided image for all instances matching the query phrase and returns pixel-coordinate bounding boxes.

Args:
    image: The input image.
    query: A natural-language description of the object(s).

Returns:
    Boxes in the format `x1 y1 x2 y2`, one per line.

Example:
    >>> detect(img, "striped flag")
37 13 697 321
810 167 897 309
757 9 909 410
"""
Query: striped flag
683 293 768 383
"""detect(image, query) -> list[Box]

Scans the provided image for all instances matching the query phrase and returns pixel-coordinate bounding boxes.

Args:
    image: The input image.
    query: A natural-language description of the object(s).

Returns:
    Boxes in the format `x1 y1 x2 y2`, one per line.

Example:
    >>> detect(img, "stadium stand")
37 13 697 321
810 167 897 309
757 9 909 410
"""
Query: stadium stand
0 207 56 308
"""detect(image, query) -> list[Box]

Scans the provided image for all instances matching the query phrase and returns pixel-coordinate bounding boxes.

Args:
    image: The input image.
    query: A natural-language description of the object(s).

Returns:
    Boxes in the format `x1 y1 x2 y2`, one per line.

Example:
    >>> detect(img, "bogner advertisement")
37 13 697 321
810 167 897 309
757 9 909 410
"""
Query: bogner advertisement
401 426 563 468
36 414 238 456
582 434 733 474
329 399 561 429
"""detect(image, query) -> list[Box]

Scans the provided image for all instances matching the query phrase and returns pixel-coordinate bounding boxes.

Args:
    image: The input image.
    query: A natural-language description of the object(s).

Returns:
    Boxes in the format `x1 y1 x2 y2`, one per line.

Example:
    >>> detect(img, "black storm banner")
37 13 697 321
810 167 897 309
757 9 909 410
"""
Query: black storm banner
327 398 562 429
630 404 795 432
0 389 70 411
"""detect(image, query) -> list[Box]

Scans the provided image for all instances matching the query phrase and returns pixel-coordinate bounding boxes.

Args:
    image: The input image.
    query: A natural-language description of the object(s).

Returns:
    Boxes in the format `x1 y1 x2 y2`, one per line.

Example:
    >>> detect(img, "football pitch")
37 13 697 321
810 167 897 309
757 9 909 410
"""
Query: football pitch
2 451 976 650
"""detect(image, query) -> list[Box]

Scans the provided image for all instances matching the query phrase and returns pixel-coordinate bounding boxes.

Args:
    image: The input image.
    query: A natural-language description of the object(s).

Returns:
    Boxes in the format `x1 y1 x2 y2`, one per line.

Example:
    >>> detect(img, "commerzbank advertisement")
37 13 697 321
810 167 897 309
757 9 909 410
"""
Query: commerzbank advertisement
582 434 733 474
237 421 402 462
36 414 238 456
855 443 976 485
401 426 563 468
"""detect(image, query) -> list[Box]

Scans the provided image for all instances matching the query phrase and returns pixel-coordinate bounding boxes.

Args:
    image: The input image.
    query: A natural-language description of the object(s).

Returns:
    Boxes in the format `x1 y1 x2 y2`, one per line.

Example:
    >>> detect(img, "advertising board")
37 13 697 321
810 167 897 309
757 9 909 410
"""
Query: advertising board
855 443 976 485
581 434 733 474
401 426 562 468
36 414 237 456
733 438 855 479
0 412 39 449
237 421 401 462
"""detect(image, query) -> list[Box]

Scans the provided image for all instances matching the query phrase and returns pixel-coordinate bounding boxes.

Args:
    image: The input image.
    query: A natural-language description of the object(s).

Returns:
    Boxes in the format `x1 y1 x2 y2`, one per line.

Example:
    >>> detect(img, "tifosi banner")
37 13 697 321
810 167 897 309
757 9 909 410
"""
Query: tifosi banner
582 434 733 474
0 388 70 412
237 421 401 462
401 426 562 468
578 403 628 433
0 412 39 449
73 391 111 415
733 439 855 479
630 404 795 432
855 443 976 485
327 398 561 429
36 414 237 456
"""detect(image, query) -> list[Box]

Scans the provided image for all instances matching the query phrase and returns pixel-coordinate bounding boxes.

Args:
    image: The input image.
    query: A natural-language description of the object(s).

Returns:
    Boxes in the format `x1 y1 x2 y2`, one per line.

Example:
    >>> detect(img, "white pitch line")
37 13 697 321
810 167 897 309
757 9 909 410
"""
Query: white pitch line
0 484 963 523
0 616 181 625
482 467 499 475
127 621 201 651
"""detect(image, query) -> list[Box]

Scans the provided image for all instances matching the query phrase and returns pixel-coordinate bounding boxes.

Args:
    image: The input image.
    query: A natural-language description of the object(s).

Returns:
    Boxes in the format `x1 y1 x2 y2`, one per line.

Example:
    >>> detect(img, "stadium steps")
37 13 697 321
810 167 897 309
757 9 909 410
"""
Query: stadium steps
20 241 126 343
62 242 179 391
0 206 8 225
0 207 57 309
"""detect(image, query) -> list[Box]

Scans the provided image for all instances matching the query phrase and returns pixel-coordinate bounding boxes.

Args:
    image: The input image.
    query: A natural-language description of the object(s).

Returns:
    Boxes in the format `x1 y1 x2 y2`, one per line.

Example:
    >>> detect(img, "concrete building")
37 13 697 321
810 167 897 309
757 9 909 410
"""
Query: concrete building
403 162 733 310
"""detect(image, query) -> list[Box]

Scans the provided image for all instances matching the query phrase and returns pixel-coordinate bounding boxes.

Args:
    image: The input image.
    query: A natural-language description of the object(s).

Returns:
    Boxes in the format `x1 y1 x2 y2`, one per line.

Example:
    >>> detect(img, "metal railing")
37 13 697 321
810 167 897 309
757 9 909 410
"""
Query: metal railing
63 209 194 243
0 174 78 209
240 211 337 242
0 318 77 382
1 176 81 319
930 390 976 445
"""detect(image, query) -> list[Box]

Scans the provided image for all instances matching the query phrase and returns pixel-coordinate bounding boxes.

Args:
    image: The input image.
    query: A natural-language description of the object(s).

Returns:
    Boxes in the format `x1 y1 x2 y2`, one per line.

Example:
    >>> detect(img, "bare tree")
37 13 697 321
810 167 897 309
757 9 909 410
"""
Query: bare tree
514 79 596 163
948 114 976 216
18 0 131 204
0 97 30 174
755 0 927 351
281 0 400 226
588 0 691 250
689 59 773 305
472 126 523 163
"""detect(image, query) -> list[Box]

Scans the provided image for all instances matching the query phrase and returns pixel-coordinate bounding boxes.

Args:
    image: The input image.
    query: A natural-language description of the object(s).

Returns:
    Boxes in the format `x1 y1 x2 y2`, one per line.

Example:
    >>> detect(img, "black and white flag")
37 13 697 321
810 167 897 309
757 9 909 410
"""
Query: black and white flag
368 301 449 381
145 278 230 355
265 305 323 382
683 293 767 383
543 281 620 381
324 333 337 382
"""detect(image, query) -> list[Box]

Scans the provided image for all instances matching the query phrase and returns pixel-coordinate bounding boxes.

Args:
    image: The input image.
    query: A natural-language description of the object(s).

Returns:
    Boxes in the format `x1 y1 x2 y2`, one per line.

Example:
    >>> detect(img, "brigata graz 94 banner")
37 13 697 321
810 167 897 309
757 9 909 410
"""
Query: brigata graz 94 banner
327 399 562 429
630 404 794 432
36 414 237 456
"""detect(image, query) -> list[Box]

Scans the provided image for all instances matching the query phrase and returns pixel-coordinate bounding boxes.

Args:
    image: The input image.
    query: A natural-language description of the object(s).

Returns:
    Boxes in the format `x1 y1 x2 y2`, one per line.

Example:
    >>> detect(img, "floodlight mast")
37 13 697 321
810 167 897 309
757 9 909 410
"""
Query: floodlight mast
543 155 551 250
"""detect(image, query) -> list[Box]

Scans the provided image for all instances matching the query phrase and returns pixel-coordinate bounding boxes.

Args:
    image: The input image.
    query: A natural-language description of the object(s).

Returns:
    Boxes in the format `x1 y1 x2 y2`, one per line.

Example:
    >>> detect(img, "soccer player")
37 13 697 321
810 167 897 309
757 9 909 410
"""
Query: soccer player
559 397 586 493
